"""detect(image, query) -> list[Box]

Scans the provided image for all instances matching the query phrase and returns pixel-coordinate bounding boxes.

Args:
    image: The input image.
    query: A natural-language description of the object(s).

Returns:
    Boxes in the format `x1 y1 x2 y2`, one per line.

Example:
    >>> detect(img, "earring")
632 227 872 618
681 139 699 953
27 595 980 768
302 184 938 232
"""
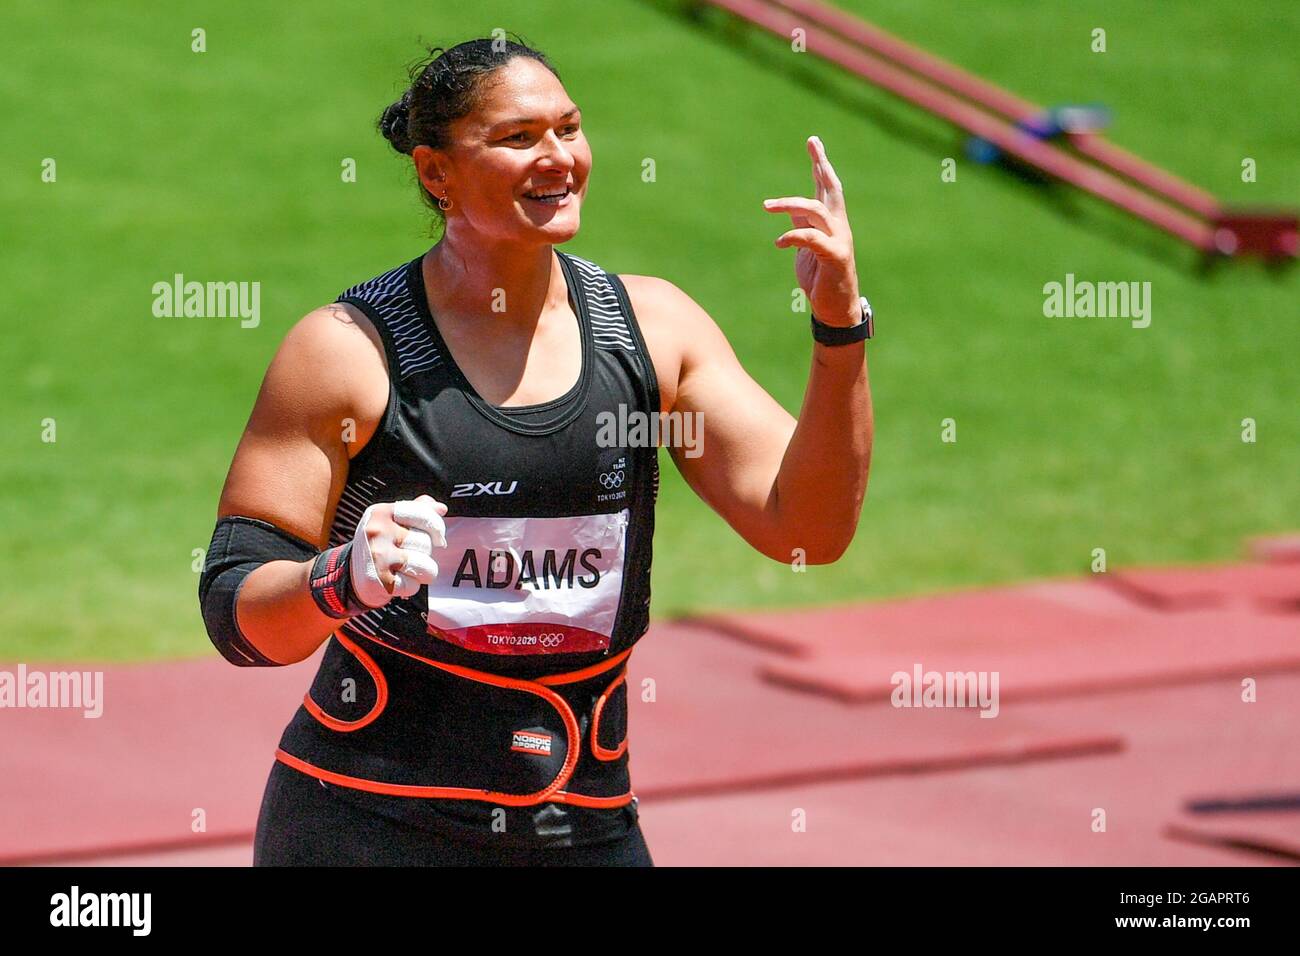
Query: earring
438 194 452 211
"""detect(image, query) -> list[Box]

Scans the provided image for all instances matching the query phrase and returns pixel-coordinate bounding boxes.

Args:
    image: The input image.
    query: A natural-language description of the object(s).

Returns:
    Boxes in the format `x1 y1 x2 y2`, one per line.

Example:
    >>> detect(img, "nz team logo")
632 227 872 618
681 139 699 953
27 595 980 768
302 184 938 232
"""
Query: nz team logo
597 456 627 501
600 457 626 489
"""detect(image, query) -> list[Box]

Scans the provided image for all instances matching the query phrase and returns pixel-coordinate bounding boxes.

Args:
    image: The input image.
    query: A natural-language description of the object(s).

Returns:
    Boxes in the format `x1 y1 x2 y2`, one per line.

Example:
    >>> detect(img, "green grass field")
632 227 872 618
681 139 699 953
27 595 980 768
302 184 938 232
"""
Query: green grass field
2 0 1296 662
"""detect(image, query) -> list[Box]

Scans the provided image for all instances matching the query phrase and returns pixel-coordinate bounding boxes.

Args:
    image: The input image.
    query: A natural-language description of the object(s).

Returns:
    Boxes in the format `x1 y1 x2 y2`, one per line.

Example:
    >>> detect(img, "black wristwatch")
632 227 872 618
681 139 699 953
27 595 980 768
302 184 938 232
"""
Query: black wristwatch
811 295 873 345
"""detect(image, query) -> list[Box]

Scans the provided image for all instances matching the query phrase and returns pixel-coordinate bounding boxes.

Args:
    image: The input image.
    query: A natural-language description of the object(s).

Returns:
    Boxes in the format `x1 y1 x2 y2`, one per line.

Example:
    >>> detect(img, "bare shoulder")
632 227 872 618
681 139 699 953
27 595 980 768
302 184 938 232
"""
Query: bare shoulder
617 274 730 339
256 302 389 452
617 274 739 415
286 302 386 362
617 274 689 321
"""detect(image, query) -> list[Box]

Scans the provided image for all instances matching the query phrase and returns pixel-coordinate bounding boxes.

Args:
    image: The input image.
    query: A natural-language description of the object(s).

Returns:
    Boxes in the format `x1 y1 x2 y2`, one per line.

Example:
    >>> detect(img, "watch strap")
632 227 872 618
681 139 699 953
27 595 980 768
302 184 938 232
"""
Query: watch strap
811 296 873 345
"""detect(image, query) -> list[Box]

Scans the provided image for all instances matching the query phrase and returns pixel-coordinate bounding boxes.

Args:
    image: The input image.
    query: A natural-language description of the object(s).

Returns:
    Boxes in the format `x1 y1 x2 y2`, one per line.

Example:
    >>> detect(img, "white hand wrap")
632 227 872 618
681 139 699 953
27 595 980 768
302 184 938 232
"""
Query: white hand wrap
350 498 448 608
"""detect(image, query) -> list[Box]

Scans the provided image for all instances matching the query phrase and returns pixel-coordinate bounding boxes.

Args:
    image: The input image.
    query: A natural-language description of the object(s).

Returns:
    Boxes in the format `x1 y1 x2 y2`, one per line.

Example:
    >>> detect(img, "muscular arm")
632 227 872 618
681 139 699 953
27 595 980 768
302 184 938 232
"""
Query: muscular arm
624 276 871 564
211 303 388 664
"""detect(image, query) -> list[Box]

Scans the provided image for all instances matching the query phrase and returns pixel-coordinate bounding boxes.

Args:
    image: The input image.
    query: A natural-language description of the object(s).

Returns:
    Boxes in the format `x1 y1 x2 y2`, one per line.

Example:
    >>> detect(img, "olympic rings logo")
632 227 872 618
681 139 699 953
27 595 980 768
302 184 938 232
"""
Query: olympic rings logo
538 633 565 647
599 470 625 489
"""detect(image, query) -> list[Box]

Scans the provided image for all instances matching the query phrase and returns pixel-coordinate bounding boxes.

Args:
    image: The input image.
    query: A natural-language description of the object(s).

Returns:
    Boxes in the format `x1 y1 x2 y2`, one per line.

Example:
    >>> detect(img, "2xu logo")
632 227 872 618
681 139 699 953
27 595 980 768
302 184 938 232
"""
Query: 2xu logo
451 480 519 498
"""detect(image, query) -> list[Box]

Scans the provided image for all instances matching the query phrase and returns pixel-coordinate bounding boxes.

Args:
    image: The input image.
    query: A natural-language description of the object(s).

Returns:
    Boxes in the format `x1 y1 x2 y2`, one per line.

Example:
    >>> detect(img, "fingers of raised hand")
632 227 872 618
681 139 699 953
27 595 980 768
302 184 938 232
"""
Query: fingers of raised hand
773 227 838 258
808 136 844 209
763 197 833 234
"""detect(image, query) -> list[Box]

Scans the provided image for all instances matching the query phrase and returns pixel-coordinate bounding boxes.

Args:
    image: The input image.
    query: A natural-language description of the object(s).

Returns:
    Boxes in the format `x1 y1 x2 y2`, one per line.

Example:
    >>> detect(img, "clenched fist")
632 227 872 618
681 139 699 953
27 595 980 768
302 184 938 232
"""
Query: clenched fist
309 494 448 618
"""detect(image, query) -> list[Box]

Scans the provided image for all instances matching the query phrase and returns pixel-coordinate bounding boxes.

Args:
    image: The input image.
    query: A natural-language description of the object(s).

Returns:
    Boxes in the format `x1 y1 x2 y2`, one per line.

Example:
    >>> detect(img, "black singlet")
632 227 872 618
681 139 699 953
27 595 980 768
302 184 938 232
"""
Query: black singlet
270 248 661 849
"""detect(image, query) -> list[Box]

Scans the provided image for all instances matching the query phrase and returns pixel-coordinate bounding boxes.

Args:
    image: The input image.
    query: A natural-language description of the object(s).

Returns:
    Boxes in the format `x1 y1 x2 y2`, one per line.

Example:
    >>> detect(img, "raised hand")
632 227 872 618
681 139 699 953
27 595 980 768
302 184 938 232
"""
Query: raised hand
763 135 862 328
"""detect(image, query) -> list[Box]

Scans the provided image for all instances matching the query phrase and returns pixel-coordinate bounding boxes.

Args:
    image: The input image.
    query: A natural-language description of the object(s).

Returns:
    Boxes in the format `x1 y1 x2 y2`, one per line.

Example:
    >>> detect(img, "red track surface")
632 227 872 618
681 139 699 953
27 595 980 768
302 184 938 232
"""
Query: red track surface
4 548 1298 866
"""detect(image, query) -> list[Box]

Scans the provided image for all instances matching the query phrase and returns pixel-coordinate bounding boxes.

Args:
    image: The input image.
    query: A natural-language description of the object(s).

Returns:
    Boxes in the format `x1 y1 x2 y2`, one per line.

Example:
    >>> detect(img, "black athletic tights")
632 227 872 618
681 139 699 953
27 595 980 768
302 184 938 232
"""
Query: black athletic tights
253 760 655 866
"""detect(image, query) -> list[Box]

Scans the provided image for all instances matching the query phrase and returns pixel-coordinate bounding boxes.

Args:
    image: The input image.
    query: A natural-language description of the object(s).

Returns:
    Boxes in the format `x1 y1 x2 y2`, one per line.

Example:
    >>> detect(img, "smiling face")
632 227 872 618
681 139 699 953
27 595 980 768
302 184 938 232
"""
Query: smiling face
413 56 590 245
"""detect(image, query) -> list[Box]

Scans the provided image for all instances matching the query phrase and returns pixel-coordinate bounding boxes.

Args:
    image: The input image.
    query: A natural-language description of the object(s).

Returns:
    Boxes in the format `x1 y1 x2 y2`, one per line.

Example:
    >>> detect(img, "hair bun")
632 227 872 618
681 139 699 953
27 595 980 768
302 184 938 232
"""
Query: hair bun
380 90 414 154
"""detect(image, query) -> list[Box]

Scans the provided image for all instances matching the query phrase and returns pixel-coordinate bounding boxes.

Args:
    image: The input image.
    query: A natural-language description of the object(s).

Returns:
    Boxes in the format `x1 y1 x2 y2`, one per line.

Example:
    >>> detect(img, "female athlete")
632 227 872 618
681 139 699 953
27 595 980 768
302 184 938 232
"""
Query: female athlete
198 35 873 866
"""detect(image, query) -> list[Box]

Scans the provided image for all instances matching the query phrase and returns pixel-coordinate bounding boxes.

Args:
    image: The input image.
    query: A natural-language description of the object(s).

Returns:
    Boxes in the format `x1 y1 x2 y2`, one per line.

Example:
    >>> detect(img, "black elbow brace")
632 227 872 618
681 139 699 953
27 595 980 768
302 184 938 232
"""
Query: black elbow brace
199 516 319 666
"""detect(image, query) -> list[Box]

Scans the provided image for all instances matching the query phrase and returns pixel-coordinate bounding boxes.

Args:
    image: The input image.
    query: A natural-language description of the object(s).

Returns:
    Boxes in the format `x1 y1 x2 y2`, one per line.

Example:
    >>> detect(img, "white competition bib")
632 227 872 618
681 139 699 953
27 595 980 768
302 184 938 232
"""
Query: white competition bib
423 509 631 655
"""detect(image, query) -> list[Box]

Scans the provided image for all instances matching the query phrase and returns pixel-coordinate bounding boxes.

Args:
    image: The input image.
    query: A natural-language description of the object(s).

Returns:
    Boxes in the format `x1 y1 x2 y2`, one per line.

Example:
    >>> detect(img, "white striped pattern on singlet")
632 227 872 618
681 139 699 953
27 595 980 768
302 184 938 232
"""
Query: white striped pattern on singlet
564 253 638 353
328 473 388 548
339 252 641 382
338 264 444 380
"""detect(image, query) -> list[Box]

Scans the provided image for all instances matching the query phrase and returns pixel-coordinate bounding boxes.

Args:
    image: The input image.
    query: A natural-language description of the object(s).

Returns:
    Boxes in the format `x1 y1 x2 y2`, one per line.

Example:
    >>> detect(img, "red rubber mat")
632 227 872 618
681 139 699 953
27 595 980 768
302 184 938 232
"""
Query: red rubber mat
0 655 314 864
41 677 1299 867
1103 562 1300 610
626 622 1120 799
1248 534 1300 564
5 558 1293 865
684 581 1300 703
636 675 1300 865
0 622 1119 864
682 577 1165 656
45 842 253 868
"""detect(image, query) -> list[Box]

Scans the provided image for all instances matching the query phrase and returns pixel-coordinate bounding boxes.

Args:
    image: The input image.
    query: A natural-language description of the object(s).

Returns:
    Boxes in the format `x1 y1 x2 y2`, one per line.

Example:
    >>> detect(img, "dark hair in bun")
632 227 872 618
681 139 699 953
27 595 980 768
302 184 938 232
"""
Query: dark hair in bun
378 89 417 154
377 35 560 219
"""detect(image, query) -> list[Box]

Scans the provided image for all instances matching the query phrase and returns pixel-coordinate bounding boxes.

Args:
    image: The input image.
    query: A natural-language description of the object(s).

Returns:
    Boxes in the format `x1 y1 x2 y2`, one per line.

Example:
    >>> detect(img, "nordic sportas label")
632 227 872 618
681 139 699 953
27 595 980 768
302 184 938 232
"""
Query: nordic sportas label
424 510 631 654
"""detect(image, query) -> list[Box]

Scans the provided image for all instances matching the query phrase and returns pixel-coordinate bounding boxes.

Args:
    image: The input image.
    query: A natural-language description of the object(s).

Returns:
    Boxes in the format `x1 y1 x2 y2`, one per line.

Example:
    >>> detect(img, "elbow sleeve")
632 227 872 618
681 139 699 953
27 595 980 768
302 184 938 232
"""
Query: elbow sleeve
198 516 319 667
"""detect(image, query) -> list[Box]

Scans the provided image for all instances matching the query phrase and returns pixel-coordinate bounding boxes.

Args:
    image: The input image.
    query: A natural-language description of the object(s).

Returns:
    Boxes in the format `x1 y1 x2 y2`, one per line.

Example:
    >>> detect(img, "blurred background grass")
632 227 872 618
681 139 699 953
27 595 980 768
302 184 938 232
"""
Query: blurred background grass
1 0 1295 661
